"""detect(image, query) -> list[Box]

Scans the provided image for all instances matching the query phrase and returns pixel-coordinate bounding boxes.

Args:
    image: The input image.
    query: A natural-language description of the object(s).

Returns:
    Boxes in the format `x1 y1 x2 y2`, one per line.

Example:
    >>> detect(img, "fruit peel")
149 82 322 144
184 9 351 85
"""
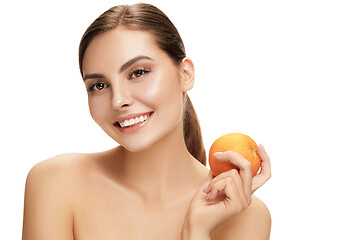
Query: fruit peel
209 133 260 177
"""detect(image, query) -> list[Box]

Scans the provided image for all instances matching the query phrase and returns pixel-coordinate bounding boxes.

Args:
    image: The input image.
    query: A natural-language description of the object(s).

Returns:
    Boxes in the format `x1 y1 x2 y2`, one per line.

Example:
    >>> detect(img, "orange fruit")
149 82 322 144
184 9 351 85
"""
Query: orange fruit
209 133 260 177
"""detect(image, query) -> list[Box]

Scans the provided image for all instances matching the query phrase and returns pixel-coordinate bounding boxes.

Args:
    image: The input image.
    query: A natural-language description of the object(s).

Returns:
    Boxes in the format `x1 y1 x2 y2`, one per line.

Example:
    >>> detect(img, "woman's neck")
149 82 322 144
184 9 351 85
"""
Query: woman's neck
110 123 207 204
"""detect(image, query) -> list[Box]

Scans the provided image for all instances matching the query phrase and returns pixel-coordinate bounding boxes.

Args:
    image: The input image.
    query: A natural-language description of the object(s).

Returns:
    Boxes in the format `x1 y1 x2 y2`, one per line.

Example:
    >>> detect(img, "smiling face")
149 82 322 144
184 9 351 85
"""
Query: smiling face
81 28 194 152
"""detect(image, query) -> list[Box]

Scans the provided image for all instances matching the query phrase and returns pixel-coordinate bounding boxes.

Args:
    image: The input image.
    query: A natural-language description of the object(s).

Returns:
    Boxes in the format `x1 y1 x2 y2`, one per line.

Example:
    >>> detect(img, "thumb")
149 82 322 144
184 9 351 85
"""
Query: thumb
201 170 214 193
205 170 214 183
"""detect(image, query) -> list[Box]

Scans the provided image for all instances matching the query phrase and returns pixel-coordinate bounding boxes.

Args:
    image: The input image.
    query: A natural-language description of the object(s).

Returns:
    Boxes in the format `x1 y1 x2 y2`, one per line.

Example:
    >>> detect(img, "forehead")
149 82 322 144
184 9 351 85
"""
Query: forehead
82 28 166 73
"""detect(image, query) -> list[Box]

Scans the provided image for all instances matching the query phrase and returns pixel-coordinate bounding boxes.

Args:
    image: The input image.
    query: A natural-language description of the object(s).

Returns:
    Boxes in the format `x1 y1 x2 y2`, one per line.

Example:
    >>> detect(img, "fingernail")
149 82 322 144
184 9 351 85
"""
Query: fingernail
259 144 265 151
203 184 210 193
214 152 228 161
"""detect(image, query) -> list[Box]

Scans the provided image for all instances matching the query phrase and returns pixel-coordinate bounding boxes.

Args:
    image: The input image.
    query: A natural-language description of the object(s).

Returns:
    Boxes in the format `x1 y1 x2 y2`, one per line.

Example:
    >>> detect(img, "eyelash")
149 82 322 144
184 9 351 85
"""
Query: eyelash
129 67 151 79
86 82 108 92
86 67 151 92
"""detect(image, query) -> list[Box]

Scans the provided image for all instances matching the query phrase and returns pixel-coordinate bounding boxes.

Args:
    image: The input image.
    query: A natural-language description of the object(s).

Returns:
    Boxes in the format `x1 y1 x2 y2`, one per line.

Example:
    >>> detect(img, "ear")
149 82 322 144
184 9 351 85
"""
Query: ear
180 57 195 93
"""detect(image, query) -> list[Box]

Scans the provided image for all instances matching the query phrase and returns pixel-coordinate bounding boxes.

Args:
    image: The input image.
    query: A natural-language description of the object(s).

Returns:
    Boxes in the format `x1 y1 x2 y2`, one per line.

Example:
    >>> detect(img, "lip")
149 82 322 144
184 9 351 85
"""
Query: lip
114 111 153 124
113 111 154 133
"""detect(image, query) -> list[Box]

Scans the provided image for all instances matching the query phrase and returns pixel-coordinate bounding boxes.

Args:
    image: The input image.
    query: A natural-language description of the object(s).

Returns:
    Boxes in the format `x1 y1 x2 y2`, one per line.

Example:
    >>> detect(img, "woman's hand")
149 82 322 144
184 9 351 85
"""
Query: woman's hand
181 144 271 239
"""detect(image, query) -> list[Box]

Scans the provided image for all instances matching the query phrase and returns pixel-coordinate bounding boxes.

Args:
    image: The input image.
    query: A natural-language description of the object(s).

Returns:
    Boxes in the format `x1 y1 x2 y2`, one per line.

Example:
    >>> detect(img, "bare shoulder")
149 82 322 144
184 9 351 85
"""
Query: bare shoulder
22 153 88 240
27 152 83 173
25 153 89 189
211 196 271 240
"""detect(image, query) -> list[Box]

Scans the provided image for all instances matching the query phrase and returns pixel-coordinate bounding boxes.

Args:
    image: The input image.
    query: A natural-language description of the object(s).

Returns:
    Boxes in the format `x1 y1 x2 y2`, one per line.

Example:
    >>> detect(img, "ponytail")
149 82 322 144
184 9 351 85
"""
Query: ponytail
183 95 206 166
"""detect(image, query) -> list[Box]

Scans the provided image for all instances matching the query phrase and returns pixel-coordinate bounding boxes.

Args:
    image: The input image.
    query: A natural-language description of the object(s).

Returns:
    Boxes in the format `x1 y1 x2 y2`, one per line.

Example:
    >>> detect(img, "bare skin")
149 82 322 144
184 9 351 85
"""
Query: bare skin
74 146 209 239
23 149 270 240
22 28 271 240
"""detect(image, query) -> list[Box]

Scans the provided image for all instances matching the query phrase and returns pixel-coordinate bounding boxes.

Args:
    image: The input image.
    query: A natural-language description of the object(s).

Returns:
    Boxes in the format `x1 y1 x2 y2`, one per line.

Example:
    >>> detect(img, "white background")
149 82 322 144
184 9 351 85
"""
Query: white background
1 0 359 239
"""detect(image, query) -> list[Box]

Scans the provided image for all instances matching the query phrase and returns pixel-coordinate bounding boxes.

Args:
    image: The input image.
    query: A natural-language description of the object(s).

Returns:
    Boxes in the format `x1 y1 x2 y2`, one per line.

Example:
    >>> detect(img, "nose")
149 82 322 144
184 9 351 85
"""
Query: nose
112 84 133 110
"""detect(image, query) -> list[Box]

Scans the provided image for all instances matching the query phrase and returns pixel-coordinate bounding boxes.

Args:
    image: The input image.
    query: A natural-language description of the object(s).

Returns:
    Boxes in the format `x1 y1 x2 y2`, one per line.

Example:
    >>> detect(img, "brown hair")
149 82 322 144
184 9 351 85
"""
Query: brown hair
78 3 206 165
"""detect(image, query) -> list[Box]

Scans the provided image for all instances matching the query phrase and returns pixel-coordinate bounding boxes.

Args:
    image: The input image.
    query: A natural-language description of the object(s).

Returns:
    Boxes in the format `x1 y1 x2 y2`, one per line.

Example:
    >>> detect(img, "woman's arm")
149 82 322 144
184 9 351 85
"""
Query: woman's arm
182 196 271 240
22 155 75 240
211 196 271 240
182 144 271 239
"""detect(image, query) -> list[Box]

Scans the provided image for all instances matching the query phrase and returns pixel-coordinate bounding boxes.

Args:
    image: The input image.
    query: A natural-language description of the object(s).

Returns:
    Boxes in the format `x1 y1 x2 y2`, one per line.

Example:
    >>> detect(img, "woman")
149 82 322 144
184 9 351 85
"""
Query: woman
22 3 271 239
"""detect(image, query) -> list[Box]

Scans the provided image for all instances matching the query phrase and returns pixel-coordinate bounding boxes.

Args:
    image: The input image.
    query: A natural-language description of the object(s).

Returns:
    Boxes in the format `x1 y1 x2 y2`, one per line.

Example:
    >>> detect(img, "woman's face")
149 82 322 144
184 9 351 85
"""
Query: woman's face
82 28 193 152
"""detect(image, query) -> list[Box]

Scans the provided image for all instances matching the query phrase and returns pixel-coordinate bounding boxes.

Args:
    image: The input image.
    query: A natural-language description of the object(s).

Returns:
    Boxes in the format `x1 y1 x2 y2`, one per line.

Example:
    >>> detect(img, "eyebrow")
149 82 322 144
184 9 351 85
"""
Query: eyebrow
83 55 153 81
83 73 105 81
119 55 153 73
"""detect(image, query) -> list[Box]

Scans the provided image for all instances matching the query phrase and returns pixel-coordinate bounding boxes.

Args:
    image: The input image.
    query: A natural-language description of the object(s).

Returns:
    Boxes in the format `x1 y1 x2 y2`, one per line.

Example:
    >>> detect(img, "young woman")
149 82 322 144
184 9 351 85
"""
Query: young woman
22 3 271 239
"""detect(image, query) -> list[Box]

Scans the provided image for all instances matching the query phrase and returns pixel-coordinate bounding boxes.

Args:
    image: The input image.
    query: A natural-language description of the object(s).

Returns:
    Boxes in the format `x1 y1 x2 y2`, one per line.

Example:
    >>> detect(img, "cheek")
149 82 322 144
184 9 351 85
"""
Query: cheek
136 70 182 104
139 71 184 126
88 96 110 123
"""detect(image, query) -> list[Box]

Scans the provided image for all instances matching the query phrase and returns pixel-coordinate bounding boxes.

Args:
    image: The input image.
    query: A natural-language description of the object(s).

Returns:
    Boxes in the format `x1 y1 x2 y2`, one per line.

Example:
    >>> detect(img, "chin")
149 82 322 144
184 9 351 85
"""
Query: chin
120 143 152 153
110 133 159 153
105 113 182 153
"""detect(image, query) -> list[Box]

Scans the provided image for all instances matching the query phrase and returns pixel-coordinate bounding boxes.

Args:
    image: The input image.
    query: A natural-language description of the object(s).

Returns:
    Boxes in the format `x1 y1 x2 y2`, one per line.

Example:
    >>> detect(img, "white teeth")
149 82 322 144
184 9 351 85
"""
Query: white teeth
118 113 151 128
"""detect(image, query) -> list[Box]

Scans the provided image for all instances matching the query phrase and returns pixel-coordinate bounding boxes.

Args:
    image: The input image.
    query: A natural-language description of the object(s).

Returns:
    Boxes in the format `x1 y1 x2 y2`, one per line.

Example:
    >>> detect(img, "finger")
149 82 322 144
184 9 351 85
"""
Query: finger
202 170 214 193
204 169 241 194
257 144 271 176
207 177 245 206
252 144 271 193
214 151 252 201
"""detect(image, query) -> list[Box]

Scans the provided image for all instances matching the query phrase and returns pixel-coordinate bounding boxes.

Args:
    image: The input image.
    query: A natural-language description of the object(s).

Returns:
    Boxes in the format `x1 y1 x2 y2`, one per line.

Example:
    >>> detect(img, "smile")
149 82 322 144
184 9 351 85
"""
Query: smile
115 112 153 128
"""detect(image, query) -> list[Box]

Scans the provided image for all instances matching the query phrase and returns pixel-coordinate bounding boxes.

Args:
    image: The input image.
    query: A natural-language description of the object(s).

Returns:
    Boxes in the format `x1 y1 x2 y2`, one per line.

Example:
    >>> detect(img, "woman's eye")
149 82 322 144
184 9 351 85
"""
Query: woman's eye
88 82 107 92
129 69 150 79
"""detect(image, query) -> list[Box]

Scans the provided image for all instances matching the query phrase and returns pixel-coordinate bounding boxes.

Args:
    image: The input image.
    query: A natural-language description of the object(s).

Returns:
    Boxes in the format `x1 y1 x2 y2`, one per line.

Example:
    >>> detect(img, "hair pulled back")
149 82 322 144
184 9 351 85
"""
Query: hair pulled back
78 3 206 165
